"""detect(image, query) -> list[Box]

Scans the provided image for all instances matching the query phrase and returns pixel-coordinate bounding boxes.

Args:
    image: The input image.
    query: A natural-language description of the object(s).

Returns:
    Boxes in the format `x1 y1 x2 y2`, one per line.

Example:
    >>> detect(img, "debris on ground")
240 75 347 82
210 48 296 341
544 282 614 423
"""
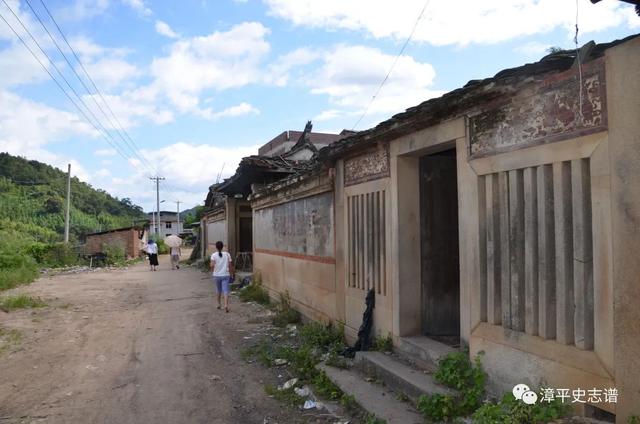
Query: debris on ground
280 378 298 391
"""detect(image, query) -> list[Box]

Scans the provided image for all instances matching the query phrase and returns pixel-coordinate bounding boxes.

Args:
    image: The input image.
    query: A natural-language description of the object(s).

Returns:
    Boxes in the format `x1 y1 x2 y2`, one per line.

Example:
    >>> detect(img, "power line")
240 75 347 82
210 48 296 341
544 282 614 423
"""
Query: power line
0 0 157 181
0 4 133 167
352 0 431 130
33 0 158 175
0 0 137 166
24 0 150 171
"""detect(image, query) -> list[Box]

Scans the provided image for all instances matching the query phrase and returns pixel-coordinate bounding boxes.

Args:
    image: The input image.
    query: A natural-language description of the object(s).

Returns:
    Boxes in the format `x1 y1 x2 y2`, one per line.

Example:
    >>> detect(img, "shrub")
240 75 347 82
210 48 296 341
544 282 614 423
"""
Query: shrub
472 393 570 424
41 242 78 267
0 231 39 291
0 294 46 311
416 351 486 421
103 243 126 265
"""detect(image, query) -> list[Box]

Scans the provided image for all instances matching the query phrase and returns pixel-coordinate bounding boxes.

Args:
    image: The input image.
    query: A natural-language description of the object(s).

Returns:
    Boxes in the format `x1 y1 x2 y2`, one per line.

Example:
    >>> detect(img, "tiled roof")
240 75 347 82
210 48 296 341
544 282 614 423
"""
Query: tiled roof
318 35 639 162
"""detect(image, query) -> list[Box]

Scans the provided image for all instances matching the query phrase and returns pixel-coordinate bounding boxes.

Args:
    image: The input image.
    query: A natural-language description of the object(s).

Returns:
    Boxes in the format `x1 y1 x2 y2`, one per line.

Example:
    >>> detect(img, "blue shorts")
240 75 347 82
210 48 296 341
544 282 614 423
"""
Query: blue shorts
214 276 231 295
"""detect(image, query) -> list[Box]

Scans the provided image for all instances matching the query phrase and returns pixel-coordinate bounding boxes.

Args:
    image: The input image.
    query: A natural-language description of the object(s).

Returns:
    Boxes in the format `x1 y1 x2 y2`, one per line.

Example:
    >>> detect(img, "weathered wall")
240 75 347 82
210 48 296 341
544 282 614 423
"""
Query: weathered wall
252 171 336 324
85 228 145 259
254 192 333 258
206 219 226 254
607 36 640 421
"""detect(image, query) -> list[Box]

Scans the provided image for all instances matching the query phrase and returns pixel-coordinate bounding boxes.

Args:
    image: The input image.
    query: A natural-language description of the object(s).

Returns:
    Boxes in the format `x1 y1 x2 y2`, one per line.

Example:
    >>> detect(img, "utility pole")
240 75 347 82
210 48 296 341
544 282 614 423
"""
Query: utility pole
149 176 165 235
175 200 182 234
64 164 71 243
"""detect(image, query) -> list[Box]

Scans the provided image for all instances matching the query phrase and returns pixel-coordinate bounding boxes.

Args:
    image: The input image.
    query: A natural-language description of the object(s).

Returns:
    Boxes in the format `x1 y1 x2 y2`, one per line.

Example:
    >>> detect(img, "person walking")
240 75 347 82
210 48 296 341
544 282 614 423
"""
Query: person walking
170 246 181 270
146 239 159 271
210 241 234 313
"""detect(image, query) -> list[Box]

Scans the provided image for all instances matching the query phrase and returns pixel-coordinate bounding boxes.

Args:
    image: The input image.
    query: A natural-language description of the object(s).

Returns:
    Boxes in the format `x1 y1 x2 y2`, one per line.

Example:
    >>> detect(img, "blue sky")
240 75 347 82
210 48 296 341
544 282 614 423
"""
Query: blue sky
0 0 637 212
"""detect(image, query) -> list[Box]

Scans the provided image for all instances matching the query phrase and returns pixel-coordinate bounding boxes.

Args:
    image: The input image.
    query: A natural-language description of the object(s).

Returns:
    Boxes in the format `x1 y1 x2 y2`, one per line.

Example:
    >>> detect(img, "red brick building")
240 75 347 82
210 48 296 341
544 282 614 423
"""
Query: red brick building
84 227 147 259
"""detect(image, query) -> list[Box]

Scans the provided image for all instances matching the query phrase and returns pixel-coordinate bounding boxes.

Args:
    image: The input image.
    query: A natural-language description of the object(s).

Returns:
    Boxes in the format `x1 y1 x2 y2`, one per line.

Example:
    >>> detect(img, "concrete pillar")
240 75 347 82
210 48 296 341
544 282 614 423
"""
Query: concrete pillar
536 165 556 340
606 36 640 420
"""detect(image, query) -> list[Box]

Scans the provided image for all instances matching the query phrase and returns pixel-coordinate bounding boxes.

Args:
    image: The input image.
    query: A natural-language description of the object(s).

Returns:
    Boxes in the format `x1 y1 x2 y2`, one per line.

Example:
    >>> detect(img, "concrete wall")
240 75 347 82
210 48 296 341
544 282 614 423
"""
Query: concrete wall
252 172 337 323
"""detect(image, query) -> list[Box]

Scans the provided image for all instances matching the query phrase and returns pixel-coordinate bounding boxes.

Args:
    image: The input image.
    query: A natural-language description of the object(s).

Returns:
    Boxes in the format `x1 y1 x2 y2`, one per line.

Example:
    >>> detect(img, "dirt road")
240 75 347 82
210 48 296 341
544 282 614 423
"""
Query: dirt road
0 255 304 424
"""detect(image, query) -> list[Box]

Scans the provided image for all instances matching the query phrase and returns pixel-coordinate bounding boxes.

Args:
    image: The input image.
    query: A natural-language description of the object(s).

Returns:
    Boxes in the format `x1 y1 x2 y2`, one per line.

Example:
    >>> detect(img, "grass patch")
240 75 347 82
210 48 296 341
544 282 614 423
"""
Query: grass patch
416 350 571 423
243 321 353 410
264 384 305 407
372 333 393 352
272 291 301 327
0 325 22 354
472 393 570 423
0 294 46 311
238 274 271 305
363 413 387 424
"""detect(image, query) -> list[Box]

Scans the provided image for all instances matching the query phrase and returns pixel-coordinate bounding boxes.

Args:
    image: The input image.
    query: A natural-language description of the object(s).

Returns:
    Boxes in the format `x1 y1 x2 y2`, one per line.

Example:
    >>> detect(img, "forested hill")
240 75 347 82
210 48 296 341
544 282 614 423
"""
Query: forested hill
0 152 146 242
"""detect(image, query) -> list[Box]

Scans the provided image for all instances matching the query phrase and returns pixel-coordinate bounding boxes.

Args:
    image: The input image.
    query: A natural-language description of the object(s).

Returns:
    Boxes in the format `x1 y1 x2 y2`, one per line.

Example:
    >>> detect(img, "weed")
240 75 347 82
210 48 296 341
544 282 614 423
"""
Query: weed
395 392 410 403
239 282 271 305
363 413 387 424
264 384 305 407
472 393 570 424
325 349 350 369
312 370 343 400
0 294 46 311
272 291 301 327
339 393 358 412
416 350 486 421
372 334 393 352
299 321 345 351
0 325 22 354
629 416 640 424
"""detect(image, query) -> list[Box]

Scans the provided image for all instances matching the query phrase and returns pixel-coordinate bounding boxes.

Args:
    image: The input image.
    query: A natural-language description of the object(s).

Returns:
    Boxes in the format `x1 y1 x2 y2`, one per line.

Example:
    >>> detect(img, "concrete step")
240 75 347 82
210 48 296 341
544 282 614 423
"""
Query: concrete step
396 336 457 372
355 351 455 403
318 364 423 424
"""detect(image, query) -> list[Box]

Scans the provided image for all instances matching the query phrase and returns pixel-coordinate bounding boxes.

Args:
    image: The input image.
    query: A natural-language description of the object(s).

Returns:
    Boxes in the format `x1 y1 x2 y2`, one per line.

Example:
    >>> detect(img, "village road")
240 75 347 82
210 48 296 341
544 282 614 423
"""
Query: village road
0 255 301 424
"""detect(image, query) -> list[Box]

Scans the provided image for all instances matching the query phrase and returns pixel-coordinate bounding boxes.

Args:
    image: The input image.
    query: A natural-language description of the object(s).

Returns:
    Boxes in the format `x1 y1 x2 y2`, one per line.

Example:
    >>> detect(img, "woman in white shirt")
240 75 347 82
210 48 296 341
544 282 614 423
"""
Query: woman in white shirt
210 241 234 312
146 240 159 271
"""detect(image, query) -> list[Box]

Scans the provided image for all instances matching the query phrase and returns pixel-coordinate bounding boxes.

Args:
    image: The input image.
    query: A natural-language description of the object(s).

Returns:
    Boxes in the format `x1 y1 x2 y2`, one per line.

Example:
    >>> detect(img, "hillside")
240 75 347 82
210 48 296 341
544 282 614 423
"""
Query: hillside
0 152 146 242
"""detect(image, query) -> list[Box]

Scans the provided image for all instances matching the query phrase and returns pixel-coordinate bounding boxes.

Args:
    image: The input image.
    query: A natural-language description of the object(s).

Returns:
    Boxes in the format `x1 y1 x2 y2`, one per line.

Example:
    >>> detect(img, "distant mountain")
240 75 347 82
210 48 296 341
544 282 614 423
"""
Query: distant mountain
0 152 146 242
179 205 200 219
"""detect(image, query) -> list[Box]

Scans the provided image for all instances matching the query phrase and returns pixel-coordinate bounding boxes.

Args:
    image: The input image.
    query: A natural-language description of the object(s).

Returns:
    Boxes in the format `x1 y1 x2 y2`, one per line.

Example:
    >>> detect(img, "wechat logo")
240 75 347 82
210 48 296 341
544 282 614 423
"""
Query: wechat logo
513 383 538 405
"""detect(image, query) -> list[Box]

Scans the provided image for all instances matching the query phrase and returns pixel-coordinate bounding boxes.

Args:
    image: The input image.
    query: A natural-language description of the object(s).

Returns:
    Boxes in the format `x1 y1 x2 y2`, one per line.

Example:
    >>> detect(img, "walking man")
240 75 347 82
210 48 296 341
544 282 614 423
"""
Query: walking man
210 241 234 313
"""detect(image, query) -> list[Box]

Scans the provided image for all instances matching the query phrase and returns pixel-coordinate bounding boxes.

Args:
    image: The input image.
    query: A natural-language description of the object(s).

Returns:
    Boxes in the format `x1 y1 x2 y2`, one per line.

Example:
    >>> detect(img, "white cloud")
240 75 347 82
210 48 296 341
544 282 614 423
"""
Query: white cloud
196 102 260 121
121 0 152 16
95 148 117 156
264 0 637 46
81 57 141 89
91 141 261 211
95 168 111 178
514 41 553 57
58 0 152 21
149 22 270 112
155 20 179 38
305 45 442 120
265 47 320 86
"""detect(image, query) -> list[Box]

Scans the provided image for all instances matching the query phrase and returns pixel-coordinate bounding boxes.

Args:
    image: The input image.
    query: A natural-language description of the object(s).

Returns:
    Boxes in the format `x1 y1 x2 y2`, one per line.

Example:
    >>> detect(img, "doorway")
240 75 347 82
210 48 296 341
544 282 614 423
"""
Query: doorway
419 148 460 342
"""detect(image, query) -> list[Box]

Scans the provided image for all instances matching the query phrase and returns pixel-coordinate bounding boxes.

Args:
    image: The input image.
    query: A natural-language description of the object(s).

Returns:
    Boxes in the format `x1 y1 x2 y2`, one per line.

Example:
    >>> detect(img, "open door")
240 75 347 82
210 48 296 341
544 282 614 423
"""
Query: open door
420 149 460 341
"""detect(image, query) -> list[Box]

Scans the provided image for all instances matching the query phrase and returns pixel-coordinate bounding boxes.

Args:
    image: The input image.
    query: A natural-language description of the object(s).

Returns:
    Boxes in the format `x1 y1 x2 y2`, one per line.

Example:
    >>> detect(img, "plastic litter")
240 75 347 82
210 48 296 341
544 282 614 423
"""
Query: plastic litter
294 386 310 397
273 358 288 366
303 400 316 410
280 378 298 390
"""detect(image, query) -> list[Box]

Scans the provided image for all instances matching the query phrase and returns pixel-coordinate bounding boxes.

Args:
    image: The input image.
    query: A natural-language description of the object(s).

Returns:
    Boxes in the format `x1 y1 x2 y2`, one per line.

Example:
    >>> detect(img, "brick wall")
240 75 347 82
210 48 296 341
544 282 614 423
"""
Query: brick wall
85 229 145 259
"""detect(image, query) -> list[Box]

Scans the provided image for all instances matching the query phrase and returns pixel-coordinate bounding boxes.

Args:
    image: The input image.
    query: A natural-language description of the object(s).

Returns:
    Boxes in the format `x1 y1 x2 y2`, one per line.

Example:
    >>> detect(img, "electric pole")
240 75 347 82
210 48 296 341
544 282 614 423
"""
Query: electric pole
149 176 165 235
64 164 71 243
175 200 182 234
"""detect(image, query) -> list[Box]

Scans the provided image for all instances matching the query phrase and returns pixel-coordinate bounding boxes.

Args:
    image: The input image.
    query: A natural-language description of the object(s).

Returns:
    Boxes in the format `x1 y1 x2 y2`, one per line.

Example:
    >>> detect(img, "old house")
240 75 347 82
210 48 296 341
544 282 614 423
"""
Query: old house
200 124 347 265
249 35 640 420
84 226 147 259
